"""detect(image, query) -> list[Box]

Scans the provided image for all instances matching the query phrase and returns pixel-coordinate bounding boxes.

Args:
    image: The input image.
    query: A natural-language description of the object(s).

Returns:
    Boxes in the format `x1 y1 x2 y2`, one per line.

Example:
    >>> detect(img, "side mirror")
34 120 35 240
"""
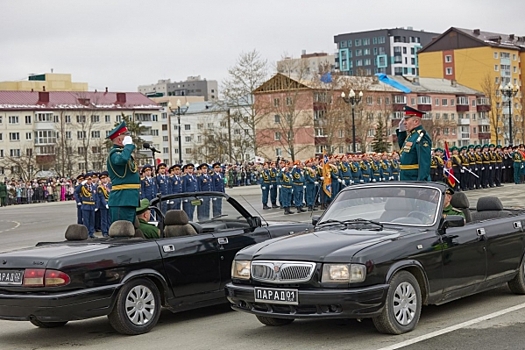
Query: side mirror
249 216 262 227
312 215 320 226
441 215 465 229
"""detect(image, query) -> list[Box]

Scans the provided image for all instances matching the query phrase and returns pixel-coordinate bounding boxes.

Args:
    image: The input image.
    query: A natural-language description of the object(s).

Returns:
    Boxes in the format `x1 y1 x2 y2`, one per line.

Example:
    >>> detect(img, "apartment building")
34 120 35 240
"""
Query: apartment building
334 27 439 77
0 90 160 179
277 51 335 77
138 76 218 102
0 73 88 92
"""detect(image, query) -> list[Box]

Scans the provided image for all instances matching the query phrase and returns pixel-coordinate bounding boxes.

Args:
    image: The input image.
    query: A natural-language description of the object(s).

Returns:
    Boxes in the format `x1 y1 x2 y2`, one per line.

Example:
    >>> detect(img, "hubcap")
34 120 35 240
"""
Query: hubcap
125 285 156 326
393 281 417 326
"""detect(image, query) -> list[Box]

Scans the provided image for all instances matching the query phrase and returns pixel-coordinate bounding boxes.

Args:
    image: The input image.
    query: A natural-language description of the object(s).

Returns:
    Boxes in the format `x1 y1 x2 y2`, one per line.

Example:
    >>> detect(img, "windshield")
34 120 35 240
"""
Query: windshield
320 185 441 226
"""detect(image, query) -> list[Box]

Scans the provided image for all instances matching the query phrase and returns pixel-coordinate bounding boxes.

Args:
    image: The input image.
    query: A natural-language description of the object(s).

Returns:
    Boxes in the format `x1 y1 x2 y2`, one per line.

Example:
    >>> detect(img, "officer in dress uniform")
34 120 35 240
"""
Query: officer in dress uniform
480 144 491 188
474 145 483 189
391 153 400 181
97 171 111 237
431 148 444 182
292 161 306 212
329 158 342 197
494 145 503 187
169 164 183 210
381 153 392 181
442 187 465 220
197 163 212 221
259 162 271 210
371 154 382 182
339 156 352 186
140 164 157 202
396 106 432 181
304 160 317 211
106 121 140 224
78 172 96 238
155 163 170 215
182 163 198 220
360 154 372 183
91 172 101 232
211 162 225 217
488 144 497 187
279 163 294 215
513 146 522 184
467 145 477 189
74 174 84 224
269 163 279 209
350 154 362 184
450 146 462 191
459 146 470 191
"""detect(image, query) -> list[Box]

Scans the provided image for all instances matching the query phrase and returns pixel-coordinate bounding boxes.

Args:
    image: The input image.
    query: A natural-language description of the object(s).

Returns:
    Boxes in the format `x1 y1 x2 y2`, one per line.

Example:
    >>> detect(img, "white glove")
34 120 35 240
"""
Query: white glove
502 166 506 169
460 169 465 173
281 167 286 172
314 181 319 185
398 117 406 132
382 178 386 181
262 186 266 190
95 208 98 212
123 136 133 145
350 180 354 184
372 179 377 182
482 167 485 170
77 202 81 206
81 180 87 185
303 186 306 189
269 185 273 189
106 204 109 209
278 185 282 189
338 179 342 183
293 165 297 168
319 177 324 180
360 180 364 183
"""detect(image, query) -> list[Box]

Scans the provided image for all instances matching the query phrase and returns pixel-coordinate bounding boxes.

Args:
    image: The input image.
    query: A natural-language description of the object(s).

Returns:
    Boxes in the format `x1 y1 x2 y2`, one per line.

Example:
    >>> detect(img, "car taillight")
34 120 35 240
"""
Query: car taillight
23 269 70 287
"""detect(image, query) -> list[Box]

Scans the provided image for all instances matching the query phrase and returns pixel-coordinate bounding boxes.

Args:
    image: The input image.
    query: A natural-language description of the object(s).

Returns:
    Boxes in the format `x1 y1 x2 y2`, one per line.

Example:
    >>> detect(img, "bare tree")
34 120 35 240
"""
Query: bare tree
421 115 457 148
54 110 75 177
0 146 36 181
221 50 268 156
480 73 503 145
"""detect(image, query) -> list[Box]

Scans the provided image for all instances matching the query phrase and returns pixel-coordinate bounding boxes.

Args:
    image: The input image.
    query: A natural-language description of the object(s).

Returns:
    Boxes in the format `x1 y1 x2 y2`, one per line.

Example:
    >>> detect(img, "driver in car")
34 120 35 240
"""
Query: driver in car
136 198 160 239
442 187 465 220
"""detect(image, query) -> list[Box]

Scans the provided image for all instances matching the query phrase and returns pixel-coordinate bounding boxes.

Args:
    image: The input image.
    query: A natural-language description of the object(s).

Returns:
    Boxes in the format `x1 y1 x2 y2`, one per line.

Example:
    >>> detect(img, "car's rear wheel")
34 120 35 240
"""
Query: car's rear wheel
373 271 422 335
508 255 525 294
108 278 161 335
29 319 68 328
256 315 294 326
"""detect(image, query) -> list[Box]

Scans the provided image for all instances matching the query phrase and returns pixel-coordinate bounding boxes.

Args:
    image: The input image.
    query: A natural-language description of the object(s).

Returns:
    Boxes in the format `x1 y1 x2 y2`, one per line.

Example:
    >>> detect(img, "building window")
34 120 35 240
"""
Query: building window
77 131 86 139
9 132 20 141
186 148 192 154
445 67 453 75
0 133 2 141
91 131 100 138
25 115 32 124
273 98 280 107
185 136 191 142
286 97 292 106
78 163 86 171
92 146 101 154
366 97 373 105
151 129 159 136
494 52 498 59
494 65 499 71
274 114 280 123
76 115 86 123
435 98 440 106
355 49 362 56
8 116 19 124
394 95 406 104
10 149 21 157
65 115 71 123
275 148 282 156
105 115 111 123
275 132 281 140
355 39 361 46
445 55 452 63
364 49 370 56
163 147 169 153
363 38 370 45
77 147 87 155
26 132 32 140
442 99 448 106
450 99 455 106
418 96 432 104
367 129 375 137
66 131 71 139
184 125 190 130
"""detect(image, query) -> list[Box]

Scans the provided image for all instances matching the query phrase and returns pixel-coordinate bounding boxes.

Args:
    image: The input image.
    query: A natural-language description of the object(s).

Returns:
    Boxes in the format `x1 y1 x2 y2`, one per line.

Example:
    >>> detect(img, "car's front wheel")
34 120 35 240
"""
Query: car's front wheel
256 315 294 326
373 271 422 334
508 255 525 294
108 278 161 335
29 319 68 328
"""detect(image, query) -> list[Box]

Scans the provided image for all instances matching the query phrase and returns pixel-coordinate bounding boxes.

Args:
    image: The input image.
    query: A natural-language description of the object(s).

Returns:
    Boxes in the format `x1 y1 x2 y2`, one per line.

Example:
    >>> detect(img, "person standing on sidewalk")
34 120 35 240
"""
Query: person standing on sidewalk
0 180 7 207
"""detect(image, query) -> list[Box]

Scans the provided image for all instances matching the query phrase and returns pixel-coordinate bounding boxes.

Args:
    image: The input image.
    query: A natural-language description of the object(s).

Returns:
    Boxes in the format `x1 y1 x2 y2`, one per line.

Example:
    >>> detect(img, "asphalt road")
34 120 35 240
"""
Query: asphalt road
0 184 525 350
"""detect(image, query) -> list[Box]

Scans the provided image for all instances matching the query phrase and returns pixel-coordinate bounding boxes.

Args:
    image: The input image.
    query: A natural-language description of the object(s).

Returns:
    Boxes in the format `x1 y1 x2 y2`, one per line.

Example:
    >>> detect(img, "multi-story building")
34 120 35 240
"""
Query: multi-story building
334 27 439 77
0 90 160 179
138 76 218 101
277 51 335 77
418 27 525 144
253 73 488 160
0 73 88 92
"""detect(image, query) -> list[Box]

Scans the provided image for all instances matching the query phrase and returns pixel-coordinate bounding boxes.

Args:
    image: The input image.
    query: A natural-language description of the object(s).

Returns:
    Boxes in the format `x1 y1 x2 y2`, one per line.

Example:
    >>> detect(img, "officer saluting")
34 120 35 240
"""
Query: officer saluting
106 121 140 224
396 106 432 181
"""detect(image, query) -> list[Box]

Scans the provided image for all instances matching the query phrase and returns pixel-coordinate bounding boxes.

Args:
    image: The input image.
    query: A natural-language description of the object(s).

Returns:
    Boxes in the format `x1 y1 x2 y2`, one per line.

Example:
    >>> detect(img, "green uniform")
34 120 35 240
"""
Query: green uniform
397 125 432 181
0 182 7 207
107 144 140 224
138 218 160 239
442 204 465 219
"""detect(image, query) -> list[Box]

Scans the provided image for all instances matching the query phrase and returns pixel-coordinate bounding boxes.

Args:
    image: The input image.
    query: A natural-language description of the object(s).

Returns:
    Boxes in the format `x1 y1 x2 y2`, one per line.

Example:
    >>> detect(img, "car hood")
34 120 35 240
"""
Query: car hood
249 228 402 263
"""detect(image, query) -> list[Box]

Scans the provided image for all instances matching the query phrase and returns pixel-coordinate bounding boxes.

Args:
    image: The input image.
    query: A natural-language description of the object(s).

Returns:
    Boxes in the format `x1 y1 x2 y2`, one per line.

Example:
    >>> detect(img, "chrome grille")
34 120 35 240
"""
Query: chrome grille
251 261 316 284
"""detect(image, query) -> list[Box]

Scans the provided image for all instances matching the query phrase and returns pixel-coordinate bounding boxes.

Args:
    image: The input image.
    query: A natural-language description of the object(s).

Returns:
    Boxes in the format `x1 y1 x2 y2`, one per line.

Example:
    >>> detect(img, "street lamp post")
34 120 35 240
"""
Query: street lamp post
341 89 364 153
499 83 520 145
168 99 189 164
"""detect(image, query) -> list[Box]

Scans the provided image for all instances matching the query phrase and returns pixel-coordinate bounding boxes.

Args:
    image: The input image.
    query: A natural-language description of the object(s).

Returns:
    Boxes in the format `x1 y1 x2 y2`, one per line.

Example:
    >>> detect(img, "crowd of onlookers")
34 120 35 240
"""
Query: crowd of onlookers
0 178 76 206
224 163 261 188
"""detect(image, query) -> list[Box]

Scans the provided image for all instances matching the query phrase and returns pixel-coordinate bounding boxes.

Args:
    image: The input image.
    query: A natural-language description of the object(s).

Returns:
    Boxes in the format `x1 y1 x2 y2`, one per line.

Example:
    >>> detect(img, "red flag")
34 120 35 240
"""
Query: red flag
443 142 455 187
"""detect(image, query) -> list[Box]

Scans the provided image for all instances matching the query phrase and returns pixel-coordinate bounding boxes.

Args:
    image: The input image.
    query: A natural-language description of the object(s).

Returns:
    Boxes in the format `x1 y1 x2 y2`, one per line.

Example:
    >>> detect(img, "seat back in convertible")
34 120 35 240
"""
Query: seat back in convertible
471 196 512 221
450 192 472 223
164 210 197 237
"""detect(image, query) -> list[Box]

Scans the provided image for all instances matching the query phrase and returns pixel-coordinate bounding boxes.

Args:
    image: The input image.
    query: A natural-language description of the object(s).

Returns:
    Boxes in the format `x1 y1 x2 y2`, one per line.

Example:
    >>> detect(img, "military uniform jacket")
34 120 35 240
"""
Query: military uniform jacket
443 204 465 219
107 144 140 208
396 125 432 181
211 172 225 192
182 174 198 193
259 170 271 185
79 183 96 211
292 168 304 186
97 184 110 209
156 174 170 195
141 176 158 200
170 175 183 194
198 173 213 191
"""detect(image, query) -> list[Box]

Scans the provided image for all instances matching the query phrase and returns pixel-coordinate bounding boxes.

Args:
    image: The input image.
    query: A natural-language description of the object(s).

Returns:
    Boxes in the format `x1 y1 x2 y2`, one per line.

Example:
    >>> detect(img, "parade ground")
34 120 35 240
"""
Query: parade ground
0 184 525 349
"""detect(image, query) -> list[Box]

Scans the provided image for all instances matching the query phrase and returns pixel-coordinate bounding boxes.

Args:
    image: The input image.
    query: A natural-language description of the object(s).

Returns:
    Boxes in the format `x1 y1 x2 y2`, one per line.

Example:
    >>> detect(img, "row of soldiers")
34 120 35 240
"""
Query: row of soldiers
431 144 525 191
258 153 401 214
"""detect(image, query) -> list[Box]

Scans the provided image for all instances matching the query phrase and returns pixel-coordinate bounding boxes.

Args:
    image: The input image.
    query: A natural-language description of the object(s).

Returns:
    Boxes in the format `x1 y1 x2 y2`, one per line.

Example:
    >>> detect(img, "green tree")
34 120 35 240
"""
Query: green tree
371 118 389 153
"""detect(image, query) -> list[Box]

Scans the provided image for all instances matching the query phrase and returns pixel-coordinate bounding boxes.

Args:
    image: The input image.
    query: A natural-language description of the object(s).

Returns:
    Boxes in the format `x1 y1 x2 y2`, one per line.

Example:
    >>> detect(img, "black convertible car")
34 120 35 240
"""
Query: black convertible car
226 182 525 334
0 192 311 335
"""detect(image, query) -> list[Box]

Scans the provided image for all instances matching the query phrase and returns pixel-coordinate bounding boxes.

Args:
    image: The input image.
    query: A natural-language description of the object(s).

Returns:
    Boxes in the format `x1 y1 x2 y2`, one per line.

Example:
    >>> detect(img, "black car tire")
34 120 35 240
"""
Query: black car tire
373 271 422 335
256 315 294 326
108 278 161 335
508 255 525 294
29 319 68 328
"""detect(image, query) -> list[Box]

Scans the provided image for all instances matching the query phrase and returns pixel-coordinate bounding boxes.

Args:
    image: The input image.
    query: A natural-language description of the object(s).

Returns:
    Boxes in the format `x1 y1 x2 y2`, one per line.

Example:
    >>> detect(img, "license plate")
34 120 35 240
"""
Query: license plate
0 270 23 285
254 287 298 305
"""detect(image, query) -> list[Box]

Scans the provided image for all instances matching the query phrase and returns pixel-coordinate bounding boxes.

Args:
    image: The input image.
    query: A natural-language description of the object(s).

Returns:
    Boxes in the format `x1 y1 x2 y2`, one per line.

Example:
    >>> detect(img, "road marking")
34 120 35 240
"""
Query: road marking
376 302 525 350
0 220 21 234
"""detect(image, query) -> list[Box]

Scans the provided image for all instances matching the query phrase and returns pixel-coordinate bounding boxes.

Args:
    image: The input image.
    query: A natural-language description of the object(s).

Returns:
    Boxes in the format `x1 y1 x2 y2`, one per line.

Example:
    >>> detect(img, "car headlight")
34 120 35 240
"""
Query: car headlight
231 260 251 280
322 264 366 283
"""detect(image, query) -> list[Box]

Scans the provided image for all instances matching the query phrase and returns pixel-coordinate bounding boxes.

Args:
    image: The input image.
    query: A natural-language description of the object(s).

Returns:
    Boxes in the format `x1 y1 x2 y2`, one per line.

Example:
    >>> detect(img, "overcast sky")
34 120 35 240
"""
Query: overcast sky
1 0 524 93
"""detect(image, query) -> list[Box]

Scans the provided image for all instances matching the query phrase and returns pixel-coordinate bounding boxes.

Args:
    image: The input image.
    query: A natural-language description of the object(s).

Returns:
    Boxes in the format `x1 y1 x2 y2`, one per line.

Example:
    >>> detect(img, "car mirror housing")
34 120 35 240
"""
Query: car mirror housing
312 215 320 226
441 215 465 230
249 216 262 227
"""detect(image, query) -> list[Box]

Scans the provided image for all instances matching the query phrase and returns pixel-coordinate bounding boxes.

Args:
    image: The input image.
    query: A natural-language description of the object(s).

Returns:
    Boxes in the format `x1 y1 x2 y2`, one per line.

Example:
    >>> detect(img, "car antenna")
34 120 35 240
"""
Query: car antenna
238 193 269 227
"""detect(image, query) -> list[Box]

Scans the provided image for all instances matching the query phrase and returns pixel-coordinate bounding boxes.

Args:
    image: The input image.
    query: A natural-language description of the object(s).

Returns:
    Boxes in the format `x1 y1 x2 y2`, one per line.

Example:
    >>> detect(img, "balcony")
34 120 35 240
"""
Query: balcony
141 134 153 142
458 118 470 125
460 133 470 140
456 104 469 112
417 104 432 112
477 105 491 112
478 118 490 125
478 132 491 139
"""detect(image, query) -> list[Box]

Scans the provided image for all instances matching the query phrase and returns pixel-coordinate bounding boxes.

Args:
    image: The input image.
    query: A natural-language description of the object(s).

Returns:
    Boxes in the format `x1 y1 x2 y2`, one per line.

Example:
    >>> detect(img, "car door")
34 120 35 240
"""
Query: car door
213 226 271 289
440 224 487 298
157 233 221 299
483 217 525 282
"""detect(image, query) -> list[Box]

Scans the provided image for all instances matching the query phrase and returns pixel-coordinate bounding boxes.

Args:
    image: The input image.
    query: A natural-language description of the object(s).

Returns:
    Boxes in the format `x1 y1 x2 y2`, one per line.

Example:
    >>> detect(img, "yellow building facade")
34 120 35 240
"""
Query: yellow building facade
0 73 88 92
419 28 524 145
